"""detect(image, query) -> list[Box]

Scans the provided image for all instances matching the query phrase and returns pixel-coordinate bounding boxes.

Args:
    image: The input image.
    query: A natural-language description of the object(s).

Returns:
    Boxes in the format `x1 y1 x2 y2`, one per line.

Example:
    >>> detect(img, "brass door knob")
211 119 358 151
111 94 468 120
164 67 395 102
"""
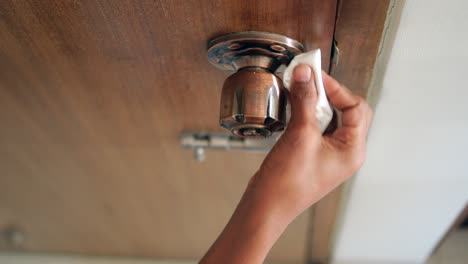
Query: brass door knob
207 31 304 138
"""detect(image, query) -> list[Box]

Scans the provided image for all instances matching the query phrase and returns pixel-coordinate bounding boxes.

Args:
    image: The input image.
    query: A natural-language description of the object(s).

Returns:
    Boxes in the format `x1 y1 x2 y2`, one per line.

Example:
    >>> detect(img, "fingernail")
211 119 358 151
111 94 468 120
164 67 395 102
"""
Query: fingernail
293 64 312 83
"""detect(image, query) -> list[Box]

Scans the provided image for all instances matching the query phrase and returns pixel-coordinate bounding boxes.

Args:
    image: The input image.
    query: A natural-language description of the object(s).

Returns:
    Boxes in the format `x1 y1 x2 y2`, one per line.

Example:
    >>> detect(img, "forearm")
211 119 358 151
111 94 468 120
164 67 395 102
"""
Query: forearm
200 178 293 264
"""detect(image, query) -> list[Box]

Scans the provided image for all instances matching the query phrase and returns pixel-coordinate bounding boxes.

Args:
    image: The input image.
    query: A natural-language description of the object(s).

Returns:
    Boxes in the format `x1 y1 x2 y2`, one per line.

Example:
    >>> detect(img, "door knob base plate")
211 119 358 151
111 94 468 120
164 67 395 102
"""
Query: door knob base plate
207 31 304 72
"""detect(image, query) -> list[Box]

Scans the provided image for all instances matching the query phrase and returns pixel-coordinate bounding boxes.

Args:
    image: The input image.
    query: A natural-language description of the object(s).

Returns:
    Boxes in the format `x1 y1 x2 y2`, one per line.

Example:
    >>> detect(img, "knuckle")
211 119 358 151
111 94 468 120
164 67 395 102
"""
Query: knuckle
353 96 371 118
354 96 366 109
338 81 348 92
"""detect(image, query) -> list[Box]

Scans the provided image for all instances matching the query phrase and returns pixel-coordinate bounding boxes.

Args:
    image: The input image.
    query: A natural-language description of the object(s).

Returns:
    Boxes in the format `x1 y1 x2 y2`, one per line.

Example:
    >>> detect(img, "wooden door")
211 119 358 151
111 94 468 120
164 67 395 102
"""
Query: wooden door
0 1 338 262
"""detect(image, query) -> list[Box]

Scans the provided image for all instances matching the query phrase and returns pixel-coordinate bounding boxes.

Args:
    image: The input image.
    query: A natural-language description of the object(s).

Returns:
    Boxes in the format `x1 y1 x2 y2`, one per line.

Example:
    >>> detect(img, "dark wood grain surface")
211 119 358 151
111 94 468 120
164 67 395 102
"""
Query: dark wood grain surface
330 0 391 97
0 0 337 262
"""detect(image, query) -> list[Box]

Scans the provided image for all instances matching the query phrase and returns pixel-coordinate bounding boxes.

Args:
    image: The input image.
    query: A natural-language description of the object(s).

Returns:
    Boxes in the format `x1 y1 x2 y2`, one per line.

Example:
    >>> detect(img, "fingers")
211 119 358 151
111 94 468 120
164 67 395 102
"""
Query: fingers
322 71 360 111
339 98 370 133
288 64 319 130
330 101 371 146
321 71 372 143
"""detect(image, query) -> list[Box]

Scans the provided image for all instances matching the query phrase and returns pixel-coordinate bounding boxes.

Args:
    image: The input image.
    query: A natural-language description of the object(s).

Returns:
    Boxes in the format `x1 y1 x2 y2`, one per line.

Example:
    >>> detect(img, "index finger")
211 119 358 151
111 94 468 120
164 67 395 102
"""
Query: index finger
322 71 370 133
322 71 360 111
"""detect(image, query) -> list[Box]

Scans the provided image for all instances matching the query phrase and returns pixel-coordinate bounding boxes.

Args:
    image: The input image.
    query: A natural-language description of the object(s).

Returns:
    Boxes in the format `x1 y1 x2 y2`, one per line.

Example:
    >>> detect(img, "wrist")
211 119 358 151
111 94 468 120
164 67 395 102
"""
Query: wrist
201 176 292 264
244 172 300 226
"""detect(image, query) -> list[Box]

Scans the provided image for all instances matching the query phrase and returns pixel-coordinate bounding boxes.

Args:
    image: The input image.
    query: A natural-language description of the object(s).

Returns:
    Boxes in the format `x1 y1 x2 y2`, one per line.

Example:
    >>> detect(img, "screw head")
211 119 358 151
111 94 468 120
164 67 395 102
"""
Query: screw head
227 43 241 50
270 44 286 52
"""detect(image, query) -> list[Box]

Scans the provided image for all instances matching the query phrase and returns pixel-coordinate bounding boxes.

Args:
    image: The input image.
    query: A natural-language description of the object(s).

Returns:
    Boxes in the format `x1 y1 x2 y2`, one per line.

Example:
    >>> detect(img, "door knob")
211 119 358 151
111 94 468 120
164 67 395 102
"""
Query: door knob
207 31 304 138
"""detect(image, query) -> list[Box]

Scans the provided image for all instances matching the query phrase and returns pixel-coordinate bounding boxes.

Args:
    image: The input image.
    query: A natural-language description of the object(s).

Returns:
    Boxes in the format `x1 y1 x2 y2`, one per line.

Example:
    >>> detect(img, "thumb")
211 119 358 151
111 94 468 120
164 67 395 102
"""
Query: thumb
288 64 318 129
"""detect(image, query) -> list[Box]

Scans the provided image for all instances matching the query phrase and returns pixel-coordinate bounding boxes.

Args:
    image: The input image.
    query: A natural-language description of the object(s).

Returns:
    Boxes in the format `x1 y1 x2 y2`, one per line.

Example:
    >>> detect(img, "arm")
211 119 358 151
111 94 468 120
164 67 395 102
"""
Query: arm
200 64 373 264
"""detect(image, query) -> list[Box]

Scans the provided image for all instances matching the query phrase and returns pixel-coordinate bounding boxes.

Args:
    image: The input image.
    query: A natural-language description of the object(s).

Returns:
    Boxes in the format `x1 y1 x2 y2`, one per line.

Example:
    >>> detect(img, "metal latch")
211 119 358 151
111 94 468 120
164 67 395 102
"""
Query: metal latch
180 131 278 161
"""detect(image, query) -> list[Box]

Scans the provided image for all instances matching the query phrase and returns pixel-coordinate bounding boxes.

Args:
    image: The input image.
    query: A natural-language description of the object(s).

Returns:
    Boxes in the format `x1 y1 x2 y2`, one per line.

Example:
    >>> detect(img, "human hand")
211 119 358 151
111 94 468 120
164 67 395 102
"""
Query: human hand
200 64 372 264
249 64 373 221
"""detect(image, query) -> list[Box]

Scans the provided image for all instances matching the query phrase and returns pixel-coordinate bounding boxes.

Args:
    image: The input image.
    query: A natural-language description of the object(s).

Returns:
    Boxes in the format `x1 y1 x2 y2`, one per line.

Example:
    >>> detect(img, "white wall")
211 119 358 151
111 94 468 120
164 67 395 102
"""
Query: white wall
332 1 468 263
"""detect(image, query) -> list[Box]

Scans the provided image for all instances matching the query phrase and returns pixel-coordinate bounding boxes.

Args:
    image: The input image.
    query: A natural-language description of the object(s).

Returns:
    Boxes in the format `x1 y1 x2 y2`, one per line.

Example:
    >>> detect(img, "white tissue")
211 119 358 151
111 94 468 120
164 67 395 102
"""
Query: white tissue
283 49 333 133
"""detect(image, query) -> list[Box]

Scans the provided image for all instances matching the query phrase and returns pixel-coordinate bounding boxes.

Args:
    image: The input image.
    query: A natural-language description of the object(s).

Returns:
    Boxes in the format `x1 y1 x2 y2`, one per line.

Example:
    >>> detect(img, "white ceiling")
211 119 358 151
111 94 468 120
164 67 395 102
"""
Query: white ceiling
332 0 468 263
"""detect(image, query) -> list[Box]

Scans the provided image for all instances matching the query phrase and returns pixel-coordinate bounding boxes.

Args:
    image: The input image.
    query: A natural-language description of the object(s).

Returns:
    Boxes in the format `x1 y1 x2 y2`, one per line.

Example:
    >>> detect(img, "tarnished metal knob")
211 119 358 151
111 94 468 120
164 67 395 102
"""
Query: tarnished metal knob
207 31 304 138
220 68 286 138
